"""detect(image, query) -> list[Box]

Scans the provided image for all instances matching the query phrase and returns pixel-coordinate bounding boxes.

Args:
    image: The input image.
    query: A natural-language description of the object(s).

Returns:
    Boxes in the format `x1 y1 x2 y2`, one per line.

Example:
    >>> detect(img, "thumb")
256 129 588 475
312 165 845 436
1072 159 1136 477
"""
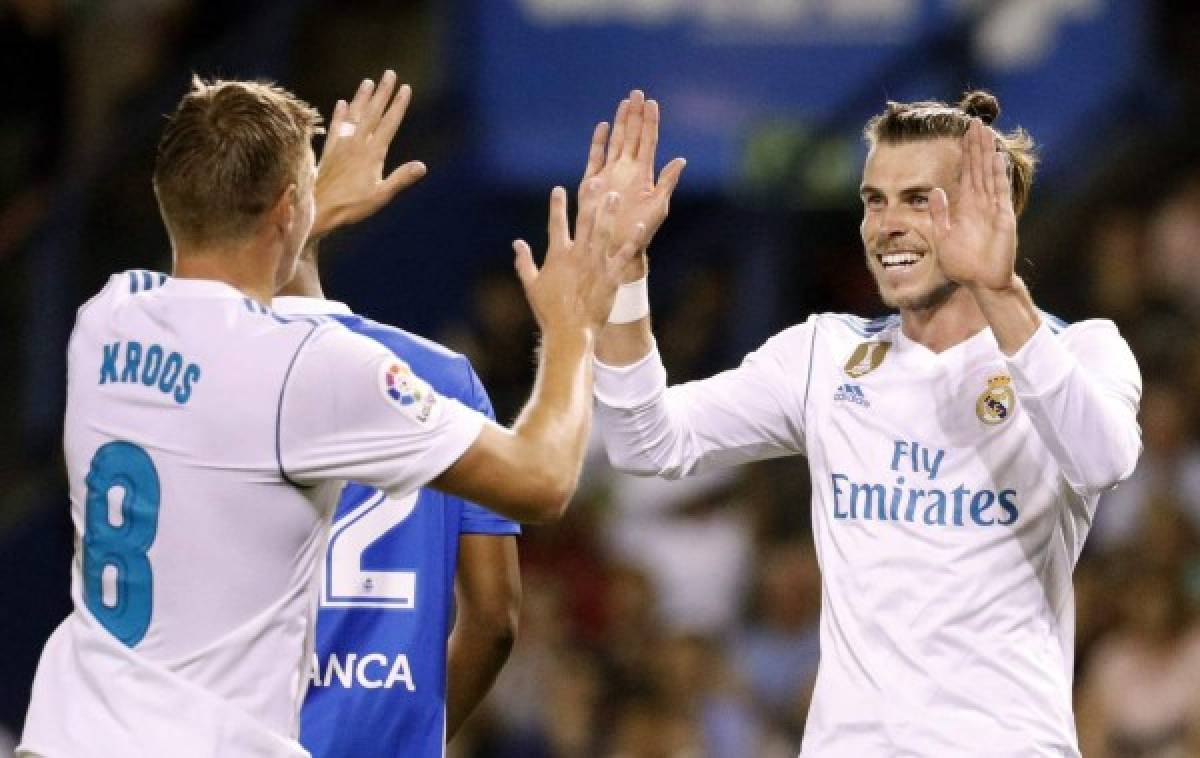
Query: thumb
512 239 538 292
654 157 687 200
383 161 427 197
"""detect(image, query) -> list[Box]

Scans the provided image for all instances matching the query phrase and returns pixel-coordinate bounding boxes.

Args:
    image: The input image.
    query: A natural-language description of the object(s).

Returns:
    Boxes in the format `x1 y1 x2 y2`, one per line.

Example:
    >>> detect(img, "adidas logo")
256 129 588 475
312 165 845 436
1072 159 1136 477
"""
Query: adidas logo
834 383 869 407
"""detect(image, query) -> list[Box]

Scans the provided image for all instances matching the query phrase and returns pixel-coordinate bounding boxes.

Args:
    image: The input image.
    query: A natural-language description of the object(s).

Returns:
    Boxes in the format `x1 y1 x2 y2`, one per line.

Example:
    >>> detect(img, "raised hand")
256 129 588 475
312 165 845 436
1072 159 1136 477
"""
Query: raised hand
312 70 427 239
513 187 644 335
929 118 1018 291
578 90 686 281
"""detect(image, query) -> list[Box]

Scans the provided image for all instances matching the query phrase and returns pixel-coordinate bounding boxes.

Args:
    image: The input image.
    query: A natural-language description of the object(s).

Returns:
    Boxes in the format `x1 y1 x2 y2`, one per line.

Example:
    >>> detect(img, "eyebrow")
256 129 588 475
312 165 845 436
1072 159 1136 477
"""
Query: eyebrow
859 184 935 196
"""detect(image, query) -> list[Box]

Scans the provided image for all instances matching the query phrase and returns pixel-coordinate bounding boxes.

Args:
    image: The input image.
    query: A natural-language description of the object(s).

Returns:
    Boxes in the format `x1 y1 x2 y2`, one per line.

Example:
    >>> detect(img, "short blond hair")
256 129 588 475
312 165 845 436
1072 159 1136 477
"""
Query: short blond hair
153 76 323 246
864 90 1038 217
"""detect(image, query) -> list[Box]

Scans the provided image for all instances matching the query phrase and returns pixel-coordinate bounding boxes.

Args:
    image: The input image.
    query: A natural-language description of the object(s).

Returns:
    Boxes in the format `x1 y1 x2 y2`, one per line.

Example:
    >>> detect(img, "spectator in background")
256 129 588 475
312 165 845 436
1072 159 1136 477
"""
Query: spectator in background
1076 561 1200 758
731 540 821 745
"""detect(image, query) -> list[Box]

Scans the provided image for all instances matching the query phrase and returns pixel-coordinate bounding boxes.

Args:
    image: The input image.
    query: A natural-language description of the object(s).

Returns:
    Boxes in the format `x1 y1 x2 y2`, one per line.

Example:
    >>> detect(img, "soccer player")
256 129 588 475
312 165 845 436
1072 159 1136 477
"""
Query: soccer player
18 72 636 757
270 79 520 756
586 91 1142 756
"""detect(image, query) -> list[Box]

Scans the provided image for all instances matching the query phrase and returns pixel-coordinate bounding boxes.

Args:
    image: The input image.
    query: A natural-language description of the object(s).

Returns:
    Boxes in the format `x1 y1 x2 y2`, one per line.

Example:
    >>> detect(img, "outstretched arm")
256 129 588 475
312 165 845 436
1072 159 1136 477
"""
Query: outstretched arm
432 188 639 520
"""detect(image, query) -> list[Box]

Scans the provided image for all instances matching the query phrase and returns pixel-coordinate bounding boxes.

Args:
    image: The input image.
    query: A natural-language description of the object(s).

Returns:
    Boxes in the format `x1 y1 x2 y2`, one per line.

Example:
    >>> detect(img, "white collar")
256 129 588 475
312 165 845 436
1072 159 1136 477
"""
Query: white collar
271 296 354 316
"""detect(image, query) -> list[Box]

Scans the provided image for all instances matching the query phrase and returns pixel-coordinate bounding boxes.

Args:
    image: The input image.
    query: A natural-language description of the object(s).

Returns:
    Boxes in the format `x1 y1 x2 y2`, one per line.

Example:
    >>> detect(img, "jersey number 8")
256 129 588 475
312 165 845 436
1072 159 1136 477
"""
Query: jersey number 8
82 440 161 647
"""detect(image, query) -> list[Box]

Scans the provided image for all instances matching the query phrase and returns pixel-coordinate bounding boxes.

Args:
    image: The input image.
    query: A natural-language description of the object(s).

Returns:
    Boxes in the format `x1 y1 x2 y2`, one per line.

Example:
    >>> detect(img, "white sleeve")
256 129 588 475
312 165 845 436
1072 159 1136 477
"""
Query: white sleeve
1005 319 1142 496
278 325 484 496
593 321 811 480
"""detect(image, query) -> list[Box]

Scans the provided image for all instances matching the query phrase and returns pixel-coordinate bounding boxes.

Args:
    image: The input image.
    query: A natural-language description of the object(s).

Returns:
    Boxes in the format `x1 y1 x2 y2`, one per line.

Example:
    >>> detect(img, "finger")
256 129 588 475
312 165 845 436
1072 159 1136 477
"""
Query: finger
930 187 951 237
323 99 350 150
346 78 375 127
611 222 647 260
606 99 630 165
607 239 641 282
979 124 997 201
622 90 645 160
589 191 620 255
512 239 538 291
992 151 1013 210
576 189 615 248
362 70 398 134
547 186 569 250
636 99 660 167
373 83 413 149
582 122 610 181
967 119 986 198
382 160 427 196
654 157 687 202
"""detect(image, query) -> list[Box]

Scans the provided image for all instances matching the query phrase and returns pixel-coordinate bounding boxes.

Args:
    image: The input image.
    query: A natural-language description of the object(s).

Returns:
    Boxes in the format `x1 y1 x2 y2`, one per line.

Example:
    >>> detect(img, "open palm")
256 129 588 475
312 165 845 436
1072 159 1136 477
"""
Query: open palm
930 118 1018 291
578 90 685 281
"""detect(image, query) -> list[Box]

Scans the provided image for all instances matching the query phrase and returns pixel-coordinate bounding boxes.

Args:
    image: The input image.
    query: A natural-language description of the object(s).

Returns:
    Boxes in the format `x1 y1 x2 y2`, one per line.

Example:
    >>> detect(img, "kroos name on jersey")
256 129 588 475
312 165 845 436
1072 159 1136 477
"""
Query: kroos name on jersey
829 438 1019 527
99 340 201 405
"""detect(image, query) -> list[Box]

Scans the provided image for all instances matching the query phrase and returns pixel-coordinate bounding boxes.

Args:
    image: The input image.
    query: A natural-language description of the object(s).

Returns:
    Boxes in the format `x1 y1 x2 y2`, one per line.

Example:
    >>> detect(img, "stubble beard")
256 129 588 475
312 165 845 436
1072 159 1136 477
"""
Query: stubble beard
880 277 960 312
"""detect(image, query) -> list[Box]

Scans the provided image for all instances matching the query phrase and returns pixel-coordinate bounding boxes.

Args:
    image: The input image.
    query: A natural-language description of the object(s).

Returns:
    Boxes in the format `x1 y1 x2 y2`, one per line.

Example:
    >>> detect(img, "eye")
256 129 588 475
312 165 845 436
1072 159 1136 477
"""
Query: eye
909 194 929 209
863 194 884 211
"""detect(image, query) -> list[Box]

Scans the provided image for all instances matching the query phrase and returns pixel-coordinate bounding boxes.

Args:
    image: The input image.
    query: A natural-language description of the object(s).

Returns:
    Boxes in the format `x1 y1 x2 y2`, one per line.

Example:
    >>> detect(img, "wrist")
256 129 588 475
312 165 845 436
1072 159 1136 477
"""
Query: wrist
608 275 649 324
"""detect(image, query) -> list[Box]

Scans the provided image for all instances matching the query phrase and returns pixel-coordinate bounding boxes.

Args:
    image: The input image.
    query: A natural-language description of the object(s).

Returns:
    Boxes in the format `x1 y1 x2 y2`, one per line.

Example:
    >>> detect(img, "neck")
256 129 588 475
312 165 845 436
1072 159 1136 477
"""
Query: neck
172 236 281 305
276 240 324 299
899 286 988 353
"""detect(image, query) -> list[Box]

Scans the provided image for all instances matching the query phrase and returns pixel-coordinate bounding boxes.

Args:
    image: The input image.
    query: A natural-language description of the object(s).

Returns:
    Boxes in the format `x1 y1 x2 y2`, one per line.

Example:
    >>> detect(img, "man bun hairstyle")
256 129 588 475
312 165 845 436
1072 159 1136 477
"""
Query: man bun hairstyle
864 89 1038 216
153 76 324 247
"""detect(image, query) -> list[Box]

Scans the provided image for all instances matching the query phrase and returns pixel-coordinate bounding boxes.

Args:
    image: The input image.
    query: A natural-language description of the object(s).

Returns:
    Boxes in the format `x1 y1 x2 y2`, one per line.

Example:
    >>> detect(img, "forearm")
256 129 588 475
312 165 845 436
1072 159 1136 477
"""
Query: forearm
596 318 655 366
1006 322 1142 494
595 342 801 479
967 275 1040 356
511 327 595 495
445 619 514 740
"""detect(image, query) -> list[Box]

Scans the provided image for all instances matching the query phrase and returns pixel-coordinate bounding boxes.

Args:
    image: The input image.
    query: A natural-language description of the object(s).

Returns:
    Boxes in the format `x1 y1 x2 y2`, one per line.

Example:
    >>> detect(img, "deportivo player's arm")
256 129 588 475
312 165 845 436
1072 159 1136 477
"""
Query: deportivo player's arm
446 533 520 739
932 120 1142 493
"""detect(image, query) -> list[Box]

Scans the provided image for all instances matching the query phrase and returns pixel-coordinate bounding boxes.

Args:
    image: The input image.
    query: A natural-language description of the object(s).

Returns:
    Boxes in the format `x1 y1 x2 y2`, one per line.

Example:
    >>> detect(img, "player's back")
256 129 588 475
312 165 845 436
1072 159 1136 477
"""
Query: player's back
22 272 340 758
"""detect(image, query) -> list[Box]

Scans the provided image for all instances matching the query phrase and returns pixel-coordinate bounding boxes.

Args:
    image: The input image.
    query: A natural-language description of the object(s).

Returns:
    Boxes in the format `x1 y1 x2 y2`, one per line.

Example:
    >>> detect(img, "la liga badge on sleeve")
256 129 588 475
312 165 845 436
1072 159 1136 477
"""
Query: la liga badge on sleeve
378 359 439 423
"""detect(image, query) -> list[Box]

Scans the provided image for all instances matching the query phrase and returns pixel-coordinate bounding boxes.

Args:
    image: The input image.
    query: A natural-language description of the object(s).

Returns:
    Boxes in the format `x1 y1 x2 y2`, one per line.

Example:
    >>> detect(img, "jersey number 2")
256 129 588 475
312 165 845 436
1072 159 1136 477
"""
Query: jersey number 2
82 441 161 647
321 491 418 609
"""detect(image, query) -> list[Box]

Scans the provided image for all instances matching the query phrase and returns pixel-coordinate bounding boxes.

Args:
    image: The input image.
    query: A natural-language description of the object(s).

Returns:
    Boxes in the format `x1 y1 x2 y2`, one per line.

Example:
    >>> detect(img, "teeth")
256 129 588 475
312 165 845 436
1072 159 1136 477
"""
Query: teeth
880 252 921 267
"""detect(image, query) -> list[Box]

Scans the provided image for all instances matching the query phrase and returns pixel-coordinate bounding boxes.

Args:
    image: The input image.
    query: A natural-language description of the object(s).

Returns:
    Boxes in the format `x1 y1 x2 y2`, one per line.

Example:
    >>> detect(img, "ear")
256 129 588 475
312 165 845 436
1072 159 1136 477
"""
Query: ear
268 183 299 233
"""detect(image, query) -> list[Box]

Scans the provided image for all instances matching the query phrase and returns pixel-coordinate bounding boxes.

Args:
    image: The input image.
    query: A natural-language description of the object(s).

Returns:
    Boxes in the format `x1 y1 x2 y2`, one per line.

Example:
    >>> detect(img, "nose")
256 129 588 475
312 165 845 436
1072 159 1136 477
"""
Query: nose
878 205 907 238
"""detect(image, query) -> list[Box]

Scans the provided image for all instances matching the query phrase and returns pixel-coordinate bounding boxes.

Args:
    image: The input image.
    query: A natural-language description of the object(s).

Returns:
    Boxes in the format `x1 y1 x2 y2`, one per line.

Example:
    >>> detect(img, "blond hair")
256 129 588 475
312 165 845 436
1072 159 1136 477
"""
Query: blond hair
863 90 1038 216
153 76 323 246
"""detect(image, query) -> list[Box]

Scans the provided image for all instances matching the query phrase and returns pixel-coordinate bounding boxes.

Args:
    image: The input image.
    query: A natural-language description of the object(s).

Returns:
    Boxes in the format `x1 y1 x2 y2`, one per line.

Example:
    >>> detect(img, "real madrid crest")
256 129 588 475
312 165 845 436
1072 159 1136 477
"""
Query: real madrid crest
844 341 891 378
976 374 1015 425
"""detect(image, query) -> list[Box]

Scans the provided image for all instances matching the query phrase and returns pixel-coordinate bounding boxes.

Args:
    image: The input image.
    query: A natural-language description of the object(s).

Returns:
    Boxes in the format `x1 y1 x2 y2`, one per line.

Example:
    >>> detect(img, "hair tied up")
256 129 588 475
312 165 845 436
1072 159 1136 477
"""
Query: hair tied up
958 90 1000 125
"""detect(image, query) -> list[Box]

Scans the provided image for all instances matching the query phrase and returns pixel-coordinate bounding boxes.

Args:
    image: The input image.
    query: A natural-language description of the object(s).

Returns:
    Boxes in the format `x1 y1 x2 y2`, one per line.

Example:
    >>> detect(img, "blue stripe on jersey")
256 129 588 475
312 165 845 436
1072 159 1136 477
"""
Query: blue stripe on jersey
1043 312 1069 334
300 314 517 758
158 273 168 287
128 271 139 293
142 270 153 292
275 322 323 489
829 313 898 338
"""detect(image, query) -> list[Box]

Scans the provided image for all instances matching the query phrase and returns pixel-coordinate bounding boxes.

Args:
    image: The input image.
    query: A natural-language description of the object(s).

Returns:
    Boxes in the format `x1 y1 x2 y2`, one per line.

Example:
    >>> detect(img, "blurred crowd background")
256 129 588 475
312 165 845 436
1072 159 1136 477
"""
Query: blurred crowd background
2 1 1200 756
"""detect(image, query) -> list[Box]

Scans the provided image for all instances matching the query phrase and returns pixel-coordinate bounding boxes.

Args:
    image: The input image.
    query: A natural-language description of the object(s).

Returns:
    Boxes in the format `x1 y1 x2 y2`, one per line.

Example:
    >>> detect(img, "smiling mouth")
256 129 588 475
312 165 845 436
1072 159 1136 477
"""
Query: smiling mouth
875 250 925 270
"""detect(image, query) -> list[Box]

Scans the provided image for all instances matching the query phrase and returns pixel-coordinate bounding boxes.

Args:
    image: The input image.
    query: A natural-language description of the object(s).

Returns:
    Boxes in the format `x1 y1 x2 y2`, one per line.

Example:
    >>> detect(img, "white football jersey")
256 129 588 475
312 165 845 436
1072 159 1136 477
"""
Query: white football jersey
594 313 1141 757
20 272 483 758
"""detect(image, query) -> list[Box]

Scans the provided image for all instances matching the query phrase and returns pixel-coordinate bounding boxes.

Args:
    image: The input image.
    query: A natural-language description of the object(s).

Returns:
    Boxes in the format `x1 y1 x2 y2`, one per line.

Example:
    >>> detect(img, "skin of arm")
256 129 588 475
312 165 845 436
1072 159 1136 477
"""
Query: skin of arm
445 534 521 740
289 73 638 524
